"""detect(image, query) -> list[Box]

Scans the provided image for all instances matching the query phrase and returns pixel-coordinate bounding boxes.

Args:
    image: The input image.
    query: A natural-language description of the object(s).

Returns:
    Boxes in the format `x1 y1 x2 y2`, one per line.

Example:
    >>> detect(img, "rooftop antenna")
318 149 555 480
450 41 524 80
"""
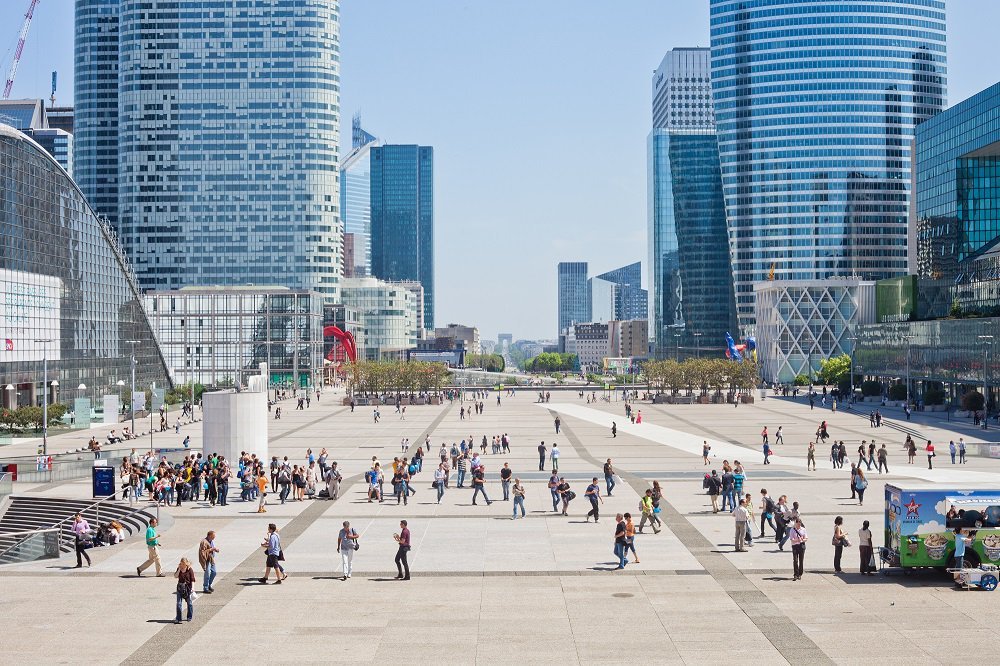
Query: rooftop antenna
49 70 56 107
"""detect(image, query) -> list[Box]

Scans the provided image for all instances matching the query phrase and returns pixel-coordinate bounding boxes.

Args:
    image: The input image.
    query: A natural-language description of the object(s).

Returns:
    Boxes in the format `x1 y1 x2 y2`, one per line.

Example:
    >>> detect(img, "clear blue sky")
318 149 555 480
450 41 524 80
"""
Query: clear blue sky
2 1 998 342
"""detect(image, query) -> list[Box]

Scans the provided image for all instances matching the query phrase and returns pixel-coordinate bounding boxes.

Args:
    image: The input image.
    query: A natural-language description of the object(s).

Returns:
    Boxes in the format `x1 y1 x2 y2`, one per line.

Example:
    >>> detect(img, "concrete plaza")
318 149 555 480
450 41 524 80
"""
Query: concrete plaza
3 389 1000 664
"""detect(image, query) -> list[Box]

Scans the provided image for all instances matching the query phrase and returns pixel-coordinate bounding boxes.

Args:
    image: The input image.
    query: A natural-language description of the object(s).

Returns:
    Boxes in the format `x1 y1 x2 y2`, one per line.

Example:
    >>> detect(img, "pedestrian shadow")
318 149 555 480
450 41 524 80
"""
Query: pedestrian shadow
147 619 180 624
368 577 401 582
588 564 624 572
762 576 794 582
566 520 592 524
311 576 346 580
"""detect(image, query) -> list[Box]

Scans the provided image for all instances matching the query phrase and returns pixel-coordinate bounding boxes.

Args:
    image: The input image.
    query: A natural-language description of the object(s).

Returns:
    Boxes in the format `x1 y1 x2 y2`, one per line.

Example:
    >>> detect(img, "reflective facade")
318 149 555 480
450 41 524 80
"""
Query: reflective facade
339 278 420 360
649 48 736 358
370 145 434 329
710 0 948 327
143 287 324 389
112 0 342 296
340 115 379 278
916 81 1000 287
0 124 169 408
74 0 120 227
557 261 589 335
592 262 647 323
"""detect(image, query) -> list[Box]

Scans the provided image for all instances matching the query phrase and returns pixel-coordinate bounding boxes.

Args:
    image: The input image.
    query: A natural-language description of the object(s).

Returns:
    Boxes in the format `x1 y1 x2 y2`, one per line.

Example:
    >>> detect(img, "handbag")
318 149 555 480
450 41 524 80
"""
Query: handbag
277 549 285 561
190 591 199 602
653 507 661 514
352 539 360 551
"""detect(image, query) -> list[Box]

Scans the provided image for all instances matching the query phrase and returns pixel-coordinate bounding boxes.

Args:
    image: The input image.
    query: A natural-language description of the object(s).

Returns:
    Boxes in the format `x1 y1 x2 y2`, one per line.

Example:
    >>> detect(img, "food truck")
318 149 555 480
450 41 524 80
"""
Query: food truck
884 485 1000 569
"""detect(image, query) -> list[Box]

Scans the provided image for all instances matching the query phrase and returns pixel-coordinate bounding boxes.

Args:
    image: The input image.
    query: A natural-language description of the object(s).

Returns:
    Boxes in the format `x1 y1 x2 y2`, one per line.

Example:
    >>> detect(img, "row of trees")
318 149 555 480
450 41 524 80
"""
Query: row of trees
464 354 505 372
347 361 451 397
524 352 577 373
0 404 69 432
643 358 760 395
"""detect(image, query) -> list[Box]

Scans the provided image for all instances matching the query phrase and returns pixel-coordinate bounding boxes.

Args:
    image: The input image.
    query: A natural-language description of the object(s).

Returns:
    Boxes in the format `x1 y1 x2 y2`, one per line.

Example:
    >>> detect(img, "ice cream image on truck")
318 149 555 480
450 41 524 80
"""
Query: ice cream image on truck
884 485 1000 569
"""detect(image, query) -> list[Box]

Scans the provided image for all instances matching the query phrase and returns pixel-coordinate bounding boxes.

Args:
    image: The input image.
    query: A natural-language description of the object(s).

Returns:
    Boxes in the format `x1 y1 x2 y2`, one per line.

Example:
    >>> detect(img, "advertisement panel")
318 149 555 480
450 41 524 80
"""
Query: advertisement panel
0 269 62 362
132 391 146 414
102 395 120 425
73 398 91 429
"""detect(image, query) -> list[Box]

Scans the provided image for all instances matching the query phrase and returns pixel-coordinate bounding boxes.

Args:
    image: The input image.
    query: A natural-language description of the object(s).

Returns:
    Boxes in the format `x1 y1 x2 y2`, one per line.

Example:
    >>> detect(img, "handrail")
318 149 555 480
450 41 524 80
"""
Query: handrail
0 527 60 538
0 527 59 562
47 493 130 541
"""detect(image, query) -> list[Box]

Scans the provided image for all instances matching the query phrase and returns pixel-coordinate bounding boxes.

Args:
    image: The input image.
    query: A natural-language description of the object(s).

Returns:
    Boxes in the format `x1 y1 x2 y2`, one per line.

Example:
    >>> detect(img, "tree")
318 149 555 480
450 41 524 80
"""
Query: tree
961 390 985 412
817 354 851 387
793 374 810 386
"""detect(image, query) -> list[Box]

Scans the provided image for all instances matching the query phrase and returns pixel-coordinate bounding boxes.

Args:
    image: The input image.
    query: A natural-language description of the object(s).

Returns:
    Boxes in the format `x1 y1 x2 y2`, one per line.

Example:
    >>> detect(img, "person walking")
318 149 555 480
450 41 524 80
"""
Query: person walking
959 438 967 464
557 478 573 516
926 441 935 469
858 520 876 576
71 513 92 568
260 523 286 584
585 477 603 523
807 441 816 471
721 468 736 513
471 465 492 505
394 520 411 580
554 416 561 434
759 490 778 538
198 530 219 593
512 478 526 519
789 518 808 580
877 444 889 474
500 463 512 501
548 472 561 512
434 463 447 504
337 520 359 580
854 468 868 506
949 440 957 464
761 426 769 447
833 516 848 573
256 471 269 513
702 441 711 466
173 557 196 623
136 517 164 577
604 458 616 496
550 444 560 473
733 499 749 552
638 489 661 534
707 470 722 513
762 440 772 465
613 513 628 569
537 441 546 471
774 426 784 445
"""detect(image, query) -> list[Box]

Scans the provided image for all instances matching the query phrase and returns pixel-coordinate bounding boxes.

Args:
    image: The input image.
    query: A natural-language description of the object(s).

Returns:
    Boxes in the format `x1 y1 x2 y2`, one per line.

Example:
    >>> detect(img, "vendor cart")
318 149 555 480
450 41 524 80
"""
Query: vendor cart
947 564 999 591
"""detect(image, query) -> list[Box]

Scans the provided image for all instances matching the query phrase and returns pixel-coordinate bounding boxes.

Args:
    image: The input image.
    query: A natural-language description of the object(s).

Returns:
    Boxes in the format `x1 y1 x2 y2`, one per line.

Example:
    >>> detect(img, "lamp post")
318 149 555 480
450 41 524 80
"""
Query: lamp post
4 383 14 410
847 336 858 400
125 340 140 437
693 332 703 359
33 339 53 456
979 335 993 430
902 335 915 406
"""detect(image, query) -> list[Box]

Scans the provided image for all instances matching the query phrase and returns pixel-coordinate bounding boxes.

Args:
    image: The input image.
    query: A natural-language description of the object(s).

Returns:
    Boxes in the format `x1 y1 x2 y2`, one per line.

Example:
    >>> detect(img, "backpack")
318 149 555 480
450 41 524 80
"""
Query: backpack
764 496 776 514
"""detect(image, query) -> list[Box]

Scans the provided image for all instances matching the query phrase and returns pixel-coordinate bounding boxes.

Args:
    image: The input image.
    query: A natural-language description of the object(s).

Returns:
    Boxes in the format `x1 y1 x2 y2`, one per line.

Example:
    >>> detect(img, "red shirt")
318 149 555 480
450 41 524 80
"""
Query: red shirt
399 528 410 547
926 443 935 453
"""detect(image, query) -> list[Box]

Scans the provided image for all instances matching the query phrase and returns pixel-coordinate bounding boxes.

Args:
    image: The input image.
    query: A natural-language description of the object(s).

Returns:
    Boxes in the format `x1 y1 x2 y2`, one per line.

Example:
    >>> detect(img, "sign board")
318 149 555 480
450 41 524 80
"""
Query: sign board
73 398 91 429
102 395 119 425
151 388 165 412
92 466 116 498
132 391 146 414
987 444 1000 459
0 269 62 362
35 455 52 471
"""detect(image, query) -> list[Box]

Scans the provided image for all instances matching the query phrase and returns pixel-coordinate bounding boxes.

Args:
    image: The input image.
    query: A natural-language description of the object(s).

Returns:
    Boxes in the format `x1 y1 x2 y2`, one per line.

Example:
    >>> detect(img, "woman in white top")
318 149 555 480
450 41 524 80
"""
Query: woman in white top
858 519 876 576
434 464 447 504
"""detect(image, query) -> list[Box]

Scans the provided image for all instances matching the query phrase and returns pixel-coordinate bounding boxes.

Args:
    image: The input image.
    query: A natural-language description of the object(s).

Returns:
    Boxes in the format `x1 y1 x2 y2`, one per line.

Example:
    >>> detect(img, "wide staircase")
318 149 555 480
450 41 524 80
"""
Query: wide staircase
0 496 155 565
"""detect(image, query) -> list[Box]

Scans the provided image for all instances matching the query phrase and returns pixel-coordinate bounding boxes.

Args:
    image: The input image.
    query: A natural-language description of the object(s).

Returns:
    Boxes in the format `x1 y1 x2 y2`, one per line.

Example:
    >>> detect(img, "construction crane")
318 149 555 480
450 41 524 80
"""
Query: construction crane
3 0 41 100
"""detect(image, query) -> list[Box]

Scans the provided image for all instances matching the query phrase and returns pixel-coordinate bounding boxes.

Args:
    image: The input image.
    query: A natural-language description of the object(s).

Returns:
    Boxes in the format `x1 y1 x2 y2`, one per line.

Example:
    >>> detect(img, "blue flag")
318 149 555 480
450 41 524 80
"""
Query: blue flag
725 332 743 362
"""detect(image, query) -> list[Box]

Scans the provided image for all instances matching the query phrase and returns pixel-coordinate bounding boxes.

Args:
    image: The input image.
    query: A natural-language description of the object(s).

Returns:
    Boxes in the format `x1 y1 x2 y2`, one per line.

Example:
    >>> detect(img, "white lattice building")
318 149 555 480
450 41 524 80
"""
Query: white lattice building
753 279 876 384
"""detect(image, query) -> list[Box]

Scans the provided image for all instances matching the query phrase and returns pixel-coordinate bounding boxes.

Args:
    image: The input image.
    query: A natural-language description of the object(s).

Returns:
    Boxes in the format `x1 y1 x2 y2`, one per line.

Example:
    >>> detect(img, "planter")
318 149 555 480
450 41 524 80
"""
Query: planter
741 395 755 404
429 396 441 405
342 397 352 406
697 395 711 404
413 397 426 405
400 397 411 406
652 395 670 404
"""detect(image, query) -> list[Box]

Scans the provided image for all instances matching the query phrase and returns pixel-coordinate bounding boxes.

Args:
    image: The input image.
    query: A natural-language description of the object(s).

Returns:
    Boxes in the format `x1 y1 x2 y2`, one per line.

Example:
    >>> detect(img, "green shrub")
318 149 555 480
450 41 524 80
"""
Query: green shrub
961 391 985 412
793 374 811 386
923 388 946 406
888 383 908 401
860 380 883 397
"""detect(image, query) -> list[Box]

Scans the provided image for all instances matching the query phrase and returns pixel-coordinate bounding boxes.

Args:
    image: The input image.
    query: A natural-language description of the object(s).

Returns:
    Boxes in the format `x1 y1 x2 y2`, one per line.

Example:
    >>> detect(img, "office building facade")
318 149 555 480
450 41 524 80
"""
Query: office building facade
710 0 948 328
340 114 379 278
648 48 736 357
370 144 434 329
93 0 342 296
557 262 589 334
143 287 325 390
339 278 420 360
0 124 169 409
74 0 120 226
0 100 74 175
591 262 648 322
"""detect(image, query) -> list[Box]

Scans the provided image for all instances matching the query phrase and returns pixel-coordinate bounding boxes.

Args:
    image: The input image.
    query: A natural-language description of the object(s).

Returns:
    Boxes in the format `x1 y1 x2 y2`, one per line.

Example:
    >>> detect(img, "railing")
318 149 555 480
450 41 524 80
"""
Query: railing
0 472 11 500
48 493 131 550
0 527 61 564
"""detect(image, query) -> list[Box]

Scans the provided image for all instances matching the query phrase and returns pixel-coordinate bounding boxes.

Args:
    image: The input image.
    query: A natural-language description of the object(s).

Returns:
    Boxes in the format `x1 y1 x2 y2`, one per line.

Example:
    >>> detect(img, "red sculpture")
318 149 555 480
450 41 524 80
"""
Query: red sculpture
323 325 357 364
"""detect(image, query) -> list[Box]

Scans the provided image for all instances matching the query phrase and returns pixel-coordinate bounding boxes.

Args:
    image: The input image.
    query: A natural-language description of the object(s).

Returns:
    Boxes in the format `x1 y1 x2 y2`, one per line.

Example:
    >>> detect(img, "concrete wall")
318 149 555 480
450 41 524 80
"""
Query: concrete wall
202 389 268 463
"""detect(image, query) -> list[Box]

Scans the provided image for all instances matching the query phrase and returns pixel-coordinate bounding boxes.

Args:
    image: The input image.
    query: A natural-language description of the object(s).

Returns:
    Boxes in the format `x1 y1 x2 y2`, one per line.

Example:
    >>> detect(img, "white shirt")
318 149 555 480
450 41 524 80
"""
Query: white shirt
551 447 560 459
732 506 749 522
858 528 873 547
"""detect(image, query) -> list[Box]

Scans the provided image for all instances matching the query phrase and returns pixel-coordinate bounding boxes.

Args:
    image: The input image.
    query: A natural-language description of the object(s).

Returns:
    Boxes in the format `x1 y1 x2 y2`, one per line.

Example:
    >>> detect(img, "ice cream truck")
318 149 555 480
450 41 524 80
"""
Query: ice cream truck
884 485 1000 569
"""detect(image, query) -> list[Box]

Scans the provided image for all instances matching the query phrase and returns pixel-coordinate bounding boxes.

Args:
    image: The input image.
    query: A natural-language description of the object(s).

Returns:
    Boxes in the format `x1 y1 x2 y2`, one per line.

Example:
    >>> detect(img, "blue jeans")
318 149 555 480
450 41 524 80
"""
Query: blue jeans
203 562 216 591
218 483 228 506
175 591 193 621
614 542 627 568
550 489 561 511
721 489 736 513
472 485 491 504
436 482 445 502
513 495 525 517
457 469 466 487
279 483 290 503
778 525 790 549
501 480 510 500
605 475 616 495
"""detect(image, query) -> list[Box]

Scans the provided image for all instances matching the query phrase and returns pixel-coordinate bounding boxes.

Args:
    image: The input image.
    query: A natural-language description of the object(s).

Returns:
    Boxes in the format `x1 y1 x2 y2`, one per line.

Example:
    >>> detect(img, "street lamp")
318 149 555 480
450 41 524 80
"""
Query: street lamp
33 339 53 456
847 336 858 400
979 335 993 430
693 332 703 359
902 335 915 406
125 340 140 436
4 384 14 410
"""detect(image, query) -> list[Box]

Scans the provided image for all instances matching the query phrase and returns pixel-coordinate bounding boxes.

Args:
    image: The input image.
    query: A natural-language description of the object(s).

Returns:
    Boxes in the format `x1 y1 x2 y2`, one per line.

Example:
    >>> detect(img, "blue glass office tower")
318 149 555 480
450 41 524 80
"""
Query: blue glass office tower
100 0 342 297
340 114 379 278
710 0 947 328
74 0 120 227
370 145 434 329
648 48 736 357
557 262 589 335
591 263 648 322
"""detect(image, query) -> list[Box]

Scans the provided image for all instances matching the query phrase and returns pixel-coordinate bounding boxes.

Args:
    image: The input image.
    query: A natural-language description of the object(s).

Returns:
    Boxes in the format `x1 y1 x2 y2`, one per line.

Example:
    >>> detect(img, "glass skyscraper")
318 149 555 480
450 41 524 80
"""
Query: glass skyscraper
74 0 120 227
710 0 948 328
340 114 379 278
557 262 589 335
370 145 435 330
591 262 648 323
77 0 343 298
648 48 736 357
